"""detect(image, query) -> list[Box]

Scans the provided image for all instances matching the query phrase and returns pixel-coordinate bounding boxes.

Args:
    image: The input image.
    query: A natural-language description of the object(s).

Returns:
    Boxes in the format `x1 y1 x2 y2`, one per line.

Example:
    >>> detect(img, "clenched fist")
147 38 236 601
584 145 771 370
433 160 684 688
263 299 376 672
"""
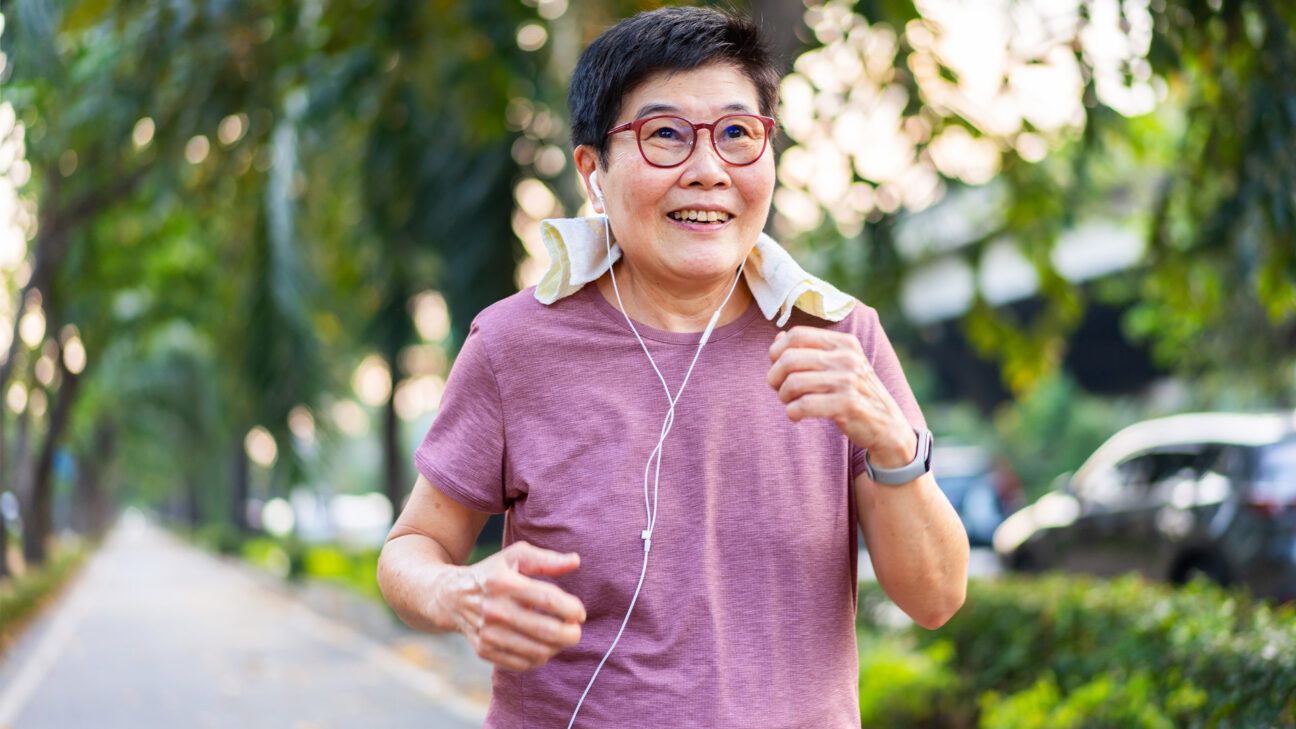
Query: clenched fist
767 326 918 469
447 541 586 672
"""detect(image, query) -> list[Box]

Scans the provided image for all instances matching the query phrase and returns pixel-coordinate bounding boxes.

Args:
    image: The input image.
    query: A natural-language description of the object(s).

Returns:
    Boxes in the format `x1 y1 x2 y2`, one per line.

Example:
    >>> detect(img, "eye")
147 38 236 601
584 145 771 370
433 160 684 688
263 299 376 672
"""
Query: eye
722 124 749 139
653 127 678 139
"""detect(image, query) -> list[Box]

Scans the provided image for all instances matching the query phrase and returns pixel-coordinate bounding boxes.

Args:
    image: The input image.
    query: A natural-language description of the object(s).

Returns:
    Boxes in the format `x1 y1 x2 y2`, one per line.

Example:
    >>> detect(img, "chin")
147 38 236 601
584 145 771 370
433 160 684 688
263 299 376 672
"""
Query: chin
668 249 748 282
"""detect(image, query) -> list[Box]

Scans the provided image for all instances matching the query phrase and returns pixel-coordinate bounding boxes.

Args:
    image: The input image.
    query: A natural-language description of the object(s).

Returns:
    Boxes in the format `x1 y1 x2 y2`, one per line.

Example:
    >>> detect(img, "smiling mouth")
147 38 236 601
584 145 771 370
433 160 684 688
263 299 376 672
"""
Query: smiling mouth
668 208 733 225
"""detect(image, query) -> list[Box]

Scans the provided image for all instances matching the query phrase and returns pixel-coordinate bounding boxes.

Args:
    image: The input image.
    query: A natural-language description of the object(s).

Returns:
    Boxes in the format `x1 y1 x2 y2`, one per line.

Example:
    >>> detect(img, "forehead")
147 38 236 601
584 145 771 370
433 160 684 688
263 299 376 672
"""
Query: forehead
617 63 761 121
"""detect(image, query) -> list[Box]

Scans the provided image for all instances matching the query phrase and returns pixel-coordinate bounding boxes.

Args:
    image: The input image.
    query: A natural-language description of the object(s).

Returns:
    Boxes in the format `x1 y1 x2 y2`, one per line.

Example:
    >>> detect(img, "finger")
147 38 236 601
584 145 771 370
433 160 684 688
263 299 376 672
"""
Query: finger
785 392 849 423
777 369 850 405
507 542 583 578
768 325 852 362
485 595 583 649
487 569 587 624
478 617 562 663
477 643 537 672
767 348 838 391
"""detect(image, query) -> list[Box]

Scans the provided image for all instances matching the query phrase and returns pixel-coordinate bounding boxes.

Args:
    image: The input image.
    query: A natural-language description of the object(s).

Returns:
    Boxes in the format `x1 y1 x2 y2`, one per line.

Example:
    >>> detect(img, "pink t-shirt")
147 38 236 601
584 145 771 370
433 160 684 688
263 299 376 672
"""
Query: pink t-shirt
414 282 926 728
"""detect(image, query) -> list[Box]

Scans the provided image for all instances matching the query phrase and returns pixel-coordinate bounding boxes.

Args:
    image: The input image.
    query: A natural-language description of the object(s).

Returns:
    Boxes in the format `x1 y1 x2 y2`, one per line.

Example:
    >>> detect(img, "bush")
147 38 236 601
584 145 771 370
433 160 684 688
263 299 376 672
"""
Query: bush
858 633 972 728
858 574 1296 727
190 522 244 555
302 544 381 600
978 671 1203 729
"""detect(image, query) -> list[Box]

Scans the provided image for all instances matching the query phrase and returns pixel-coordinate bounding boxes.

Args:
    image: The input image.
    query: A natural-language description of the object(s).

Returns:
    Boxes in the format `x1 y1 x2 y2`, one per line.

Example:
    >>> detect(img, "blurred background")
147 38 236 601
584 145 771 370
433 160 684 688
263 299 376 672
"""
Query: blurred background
0 0 1293 727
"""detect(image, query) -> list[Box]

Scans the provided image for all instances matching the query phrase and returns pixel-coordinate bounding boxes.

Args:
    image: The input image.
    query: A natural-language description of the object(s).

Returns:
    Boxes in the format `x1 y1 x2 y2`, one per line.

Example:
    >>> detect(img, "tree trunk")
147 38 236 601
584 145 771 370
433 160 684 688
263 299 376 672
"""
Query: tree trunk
382 369 406 515
22 356 81 567
0 488 8 579
73 420 115 539
13 399 32 571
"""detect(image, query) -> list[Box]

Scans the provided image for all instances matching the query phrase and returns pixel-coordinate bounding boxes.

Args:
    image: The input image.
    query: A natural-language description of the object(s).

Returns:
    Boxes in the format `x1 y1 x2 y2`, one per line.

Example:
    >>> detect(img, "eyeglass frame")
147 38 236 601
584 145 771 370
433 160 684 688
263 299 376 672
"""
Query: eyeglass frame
604 114 778 169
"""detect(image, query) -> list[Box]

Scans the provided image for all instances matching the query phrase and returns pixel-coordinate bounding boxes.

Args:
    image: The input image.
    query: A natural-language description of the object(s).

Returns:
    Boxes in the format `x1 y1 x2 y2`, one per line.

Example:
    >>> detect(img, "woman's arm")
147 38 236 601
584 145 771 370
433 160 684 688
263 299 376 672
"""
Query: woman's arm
377 475 588 670
854 461 968 630
377 475 490 633
767 326 968 629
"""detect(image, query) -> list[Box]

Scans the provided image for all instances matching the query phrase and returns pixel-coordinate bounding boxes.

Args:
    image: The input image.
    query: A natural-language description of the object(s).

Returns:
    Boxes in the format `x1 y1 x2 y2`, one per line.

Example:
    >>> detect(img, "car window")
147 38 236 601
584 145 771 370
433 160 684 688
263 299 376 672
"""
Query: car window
1257 440 1296 483
1254 440 1296 506
1104 448 1205 504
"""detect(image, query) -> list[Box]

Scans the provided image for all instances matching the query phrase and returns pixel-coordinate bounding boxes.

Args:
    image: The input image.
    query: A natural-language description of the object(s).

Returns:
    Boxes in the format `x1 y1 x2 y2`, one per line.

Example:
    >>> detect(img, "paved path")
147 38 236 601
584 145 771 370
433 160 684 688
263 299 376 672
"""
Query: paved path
0 514 486 729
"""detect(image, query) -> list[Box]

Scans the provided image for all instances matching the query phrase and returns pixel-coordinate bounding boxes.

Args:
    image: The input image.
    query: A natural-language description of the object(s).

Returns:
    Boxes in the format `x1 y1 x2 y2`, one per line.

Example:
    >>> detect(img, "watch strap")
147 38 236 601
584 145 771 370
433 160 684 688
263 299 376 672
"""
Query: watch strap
864 428 933 485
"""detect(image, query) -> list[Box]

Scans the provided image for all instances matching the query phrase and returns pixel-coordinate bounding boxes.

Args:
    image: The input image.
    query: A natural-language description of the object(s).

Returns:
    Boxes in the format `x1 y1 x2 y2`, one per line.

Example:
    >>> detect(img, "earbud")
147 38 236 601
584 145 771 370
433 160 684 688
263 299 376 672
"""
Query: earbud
589 170 604 203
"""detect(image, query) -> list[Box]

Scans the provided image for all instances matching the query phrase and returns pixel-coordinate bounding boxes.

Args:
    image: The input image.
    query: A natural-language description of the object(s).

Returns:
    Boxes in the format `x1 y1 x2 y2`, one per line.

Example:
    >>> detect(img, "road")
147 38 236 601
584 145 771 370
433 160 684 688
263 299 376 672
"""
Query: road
0 513 485 729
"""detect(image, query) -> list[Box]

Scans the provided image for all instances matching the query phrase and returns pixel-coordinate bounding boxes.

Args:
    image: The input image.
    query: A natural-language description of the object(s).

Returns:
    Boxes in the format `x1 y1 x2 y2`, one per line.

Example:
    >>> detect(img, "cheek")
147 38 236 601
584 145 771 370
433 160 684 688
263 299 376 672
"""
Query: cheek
738 164 776 216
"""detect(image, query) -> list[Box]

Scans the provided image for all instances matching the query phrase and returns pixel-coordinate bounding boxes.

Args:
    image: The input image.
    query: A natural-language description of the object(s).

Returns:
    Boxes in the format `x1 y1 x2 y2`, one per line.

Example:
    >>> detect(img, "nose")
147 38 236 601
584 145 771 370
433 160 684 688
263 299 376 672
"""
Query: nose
679 130 731 189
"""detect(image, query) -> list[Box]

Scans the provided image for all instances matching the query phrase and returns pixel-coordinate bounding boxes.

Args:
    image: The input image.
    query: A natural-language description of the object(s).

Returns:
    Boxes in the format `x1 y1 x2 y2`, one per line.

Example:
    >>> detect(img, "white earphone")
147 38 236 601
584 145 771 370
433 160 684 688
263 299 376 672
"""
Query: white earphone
567 168 746 728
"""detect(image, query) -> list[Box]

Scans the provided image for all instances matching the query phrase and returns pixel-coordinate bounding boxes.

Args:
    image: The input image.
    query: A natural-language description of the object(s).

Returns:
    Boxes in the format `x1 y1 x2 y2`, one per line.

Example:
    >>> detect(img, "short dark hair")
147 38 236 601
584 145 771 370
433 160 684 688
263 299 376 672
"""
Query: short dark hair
568 6 781 167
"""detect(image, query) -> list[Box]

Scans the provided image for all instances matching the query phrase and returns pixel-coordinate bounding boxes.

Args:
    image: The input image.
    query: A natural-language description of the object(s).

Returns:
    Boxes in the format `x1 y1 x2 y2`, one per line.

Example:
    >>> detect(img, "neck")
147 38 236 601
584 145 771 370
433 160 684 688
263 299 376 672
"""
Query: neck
595 258 753 333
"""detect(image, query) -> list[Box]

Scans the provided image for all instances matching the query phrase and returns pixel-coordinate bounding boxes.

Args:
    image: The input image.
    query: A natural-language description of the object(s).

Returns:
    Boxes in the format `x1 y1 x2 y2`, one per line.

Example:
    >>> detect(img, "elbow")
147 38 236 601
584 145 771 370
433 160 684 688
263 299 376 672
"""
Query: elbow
375 541 399 607
912 582 966 631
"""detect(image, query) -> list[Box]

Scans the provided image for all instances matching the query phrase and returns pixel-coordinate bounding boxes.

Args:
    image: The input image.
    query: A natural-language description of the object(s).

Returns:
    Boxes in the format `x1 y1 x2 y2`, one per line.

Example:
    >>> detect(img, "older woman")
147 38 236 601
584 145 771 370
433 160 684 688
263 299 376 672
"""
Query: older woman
377 7 968 728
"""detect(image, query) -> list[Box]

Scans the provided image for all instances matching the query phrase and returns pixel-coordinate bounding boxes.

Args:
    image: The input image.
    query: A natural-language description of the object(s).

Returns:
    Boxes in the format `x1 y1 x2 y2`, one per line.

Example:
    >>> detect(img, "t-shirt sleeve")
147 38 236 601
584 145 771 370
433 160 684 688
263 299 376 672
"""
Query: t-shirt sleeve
413 318 510 513
849 306 928 482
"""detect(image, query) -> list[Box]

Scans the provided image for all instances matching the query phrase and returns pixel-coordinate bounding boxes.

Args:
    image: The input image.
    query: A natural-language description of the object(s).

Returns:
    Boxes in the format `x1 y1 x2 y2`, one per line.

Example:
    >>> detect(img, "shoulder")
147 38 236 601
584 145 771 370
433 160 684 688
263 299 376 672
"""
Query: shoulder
461 285 594 369
781 299 885 355
466 285 580 340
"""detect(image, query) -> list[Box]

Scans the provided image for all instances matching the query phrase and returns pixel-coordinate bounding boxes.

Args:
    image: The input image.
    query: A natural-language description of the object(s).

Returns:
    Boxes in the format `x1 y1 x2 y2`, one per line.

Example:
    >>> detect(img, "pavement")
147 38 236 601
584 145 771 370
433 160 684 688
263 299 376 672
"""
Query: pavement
0 512 489 729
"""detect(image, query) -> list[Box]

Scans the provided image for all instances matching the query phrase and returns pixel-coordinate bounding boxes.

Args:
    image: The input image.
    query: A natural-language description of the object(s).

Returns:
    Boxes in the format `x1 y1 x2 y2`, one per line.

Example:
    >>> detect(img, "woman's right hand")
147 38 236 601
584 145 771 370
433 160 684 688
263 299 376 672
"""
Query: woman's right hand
447 541 586 672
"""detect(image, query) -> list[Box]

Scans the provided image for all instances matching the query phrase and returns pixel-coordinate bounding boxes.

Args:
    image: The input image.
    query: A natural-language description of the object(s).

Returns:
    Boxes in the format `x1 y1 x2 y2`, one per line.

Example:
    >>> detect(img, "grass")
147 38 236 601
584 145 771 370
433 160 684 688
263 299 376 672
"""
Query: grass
0 539 92 654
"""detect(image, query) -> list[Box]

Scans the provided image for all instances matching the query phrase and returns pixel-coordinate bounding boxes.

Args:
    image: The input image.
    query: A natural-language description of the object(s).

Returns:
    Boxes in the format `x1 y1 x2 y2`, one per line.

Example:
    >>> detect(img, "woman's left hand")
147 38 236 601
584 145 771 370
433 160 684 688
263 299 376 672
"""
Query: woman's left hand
767 326 918 469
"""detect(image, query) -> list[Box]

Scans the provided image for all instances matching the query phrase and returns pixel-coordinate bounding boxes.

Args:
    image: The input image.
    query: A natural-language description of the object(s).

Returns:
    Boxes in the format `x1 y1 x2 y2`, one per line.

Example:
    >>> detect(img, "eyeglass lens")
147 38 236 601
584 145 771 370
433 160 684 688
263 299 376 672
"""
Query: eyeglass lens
637 115 767 167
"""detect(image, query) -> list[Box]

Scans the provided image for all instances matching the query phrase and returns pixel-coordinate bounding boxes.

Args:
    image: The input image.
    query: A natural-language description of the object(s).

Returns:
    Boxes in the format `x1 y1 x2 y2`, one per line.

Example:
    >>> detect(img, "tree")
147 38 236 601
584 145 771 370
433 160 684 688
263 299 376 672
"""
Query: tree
776 0 1296 400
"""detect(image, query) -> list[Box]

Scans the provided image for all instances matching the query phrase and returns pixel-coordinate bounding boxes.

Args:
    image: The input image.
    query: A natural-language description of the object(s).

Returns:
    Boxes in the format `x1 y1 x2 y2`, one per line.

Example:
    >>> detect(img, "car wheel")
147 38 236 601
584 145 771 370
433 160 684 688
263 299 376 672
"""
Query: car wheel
1176 556 1231 587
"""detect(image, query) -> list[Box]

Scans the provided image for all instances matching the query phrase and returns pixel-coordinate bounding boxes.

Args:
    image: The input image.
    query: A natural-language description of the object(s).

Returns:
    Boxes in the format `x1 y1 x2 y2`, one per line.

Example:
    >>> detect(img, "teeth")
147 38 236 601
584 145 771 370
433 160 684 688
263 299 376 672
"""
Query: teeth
669 209 730 223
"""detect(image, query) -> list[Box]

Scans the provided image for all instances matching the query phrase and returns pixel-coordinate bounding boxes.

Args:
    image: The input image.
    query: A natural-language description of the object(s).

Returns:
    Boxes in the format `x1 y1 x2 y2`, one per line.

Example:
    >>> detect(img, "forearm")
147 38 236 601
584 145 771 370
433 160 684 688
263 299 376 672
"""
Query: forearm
856 469 969 630
377 532 473 634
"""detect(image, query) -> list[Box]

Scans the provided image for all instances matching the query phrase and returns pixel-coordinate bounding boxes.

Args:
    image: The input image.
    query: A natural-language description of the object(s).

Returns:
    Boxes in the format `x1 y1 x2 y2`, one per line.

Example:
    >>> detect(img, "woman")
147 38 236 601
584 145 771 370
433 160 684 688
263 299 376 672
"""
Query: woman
377 7 968 728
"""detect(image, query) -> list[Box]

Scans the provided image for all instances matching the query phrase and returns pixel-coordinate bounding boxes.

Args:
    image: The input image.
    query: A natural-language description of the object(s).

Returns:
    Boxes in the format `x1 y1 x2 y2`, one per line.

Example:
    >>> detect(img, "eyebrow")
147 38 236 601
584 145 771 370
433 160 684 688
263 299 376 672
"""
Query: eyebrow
632 102 754 119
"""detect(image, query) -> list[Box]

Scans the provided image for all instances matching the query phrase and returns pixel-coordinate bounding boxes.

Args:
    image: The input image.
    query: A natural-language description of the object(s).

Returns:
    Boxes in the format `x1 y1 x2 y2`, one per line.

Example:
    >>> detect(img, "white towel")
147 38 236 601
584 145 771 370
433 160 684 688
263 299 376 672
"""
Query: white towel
534 216 856 327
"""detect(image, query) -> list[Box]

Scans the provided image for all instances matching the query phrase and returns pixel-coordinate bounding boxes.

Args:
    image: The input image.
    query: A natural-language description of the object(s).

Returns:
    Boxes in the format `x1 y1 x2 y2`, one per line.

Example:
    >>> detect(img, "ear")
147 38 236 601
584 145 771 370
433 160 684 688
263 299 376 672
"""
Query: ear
573 145 604 215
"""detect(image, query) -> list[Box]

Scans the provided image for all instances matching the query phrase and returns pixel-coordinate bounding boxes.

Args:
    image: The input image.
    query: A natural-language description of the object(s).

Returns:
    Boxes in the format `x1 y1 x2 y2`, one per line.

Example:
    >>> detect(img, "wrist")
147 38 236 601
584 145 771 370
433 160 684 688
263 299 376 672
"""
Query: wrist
868 426 920 470
427 564 478 634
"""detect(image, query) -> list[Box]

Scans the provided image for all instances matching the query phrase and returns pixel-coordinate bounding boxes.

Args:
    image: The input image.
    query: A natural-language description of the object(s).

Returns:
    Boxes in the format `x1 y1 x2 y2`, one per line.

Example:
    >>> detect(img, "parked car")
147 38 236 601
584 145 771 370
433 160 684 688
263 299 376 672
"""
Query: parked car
931 444 1022 546
992 411 1296 601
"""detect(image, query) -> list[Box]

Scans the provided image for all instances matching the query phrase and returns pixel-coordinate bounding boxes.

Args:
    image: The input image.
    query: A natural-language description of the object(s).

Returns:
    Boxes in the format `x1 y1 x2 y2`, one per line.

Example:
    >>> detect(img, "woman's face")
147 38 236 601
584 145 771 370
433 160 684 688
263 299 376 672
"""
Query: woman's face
578 63 776 289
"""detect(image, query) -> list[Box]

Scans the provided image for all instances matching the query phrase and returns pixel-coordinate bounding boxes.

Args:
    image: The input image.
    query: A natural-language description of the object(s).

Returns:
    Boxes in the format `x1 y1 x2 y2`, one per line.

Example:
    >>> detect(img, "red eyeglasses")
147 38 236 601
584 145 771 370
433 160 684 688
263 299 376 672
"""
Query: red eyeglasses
605 114 777 168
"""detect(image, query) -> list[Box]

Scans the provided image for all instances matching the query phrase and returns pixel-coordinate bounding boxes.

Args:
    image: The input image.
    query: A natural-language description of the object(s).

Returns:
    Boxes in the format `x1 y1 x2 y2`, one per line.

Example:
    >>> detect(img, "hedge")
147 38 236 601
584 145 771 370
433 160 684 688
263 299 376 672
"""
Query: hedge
858 574 1296 728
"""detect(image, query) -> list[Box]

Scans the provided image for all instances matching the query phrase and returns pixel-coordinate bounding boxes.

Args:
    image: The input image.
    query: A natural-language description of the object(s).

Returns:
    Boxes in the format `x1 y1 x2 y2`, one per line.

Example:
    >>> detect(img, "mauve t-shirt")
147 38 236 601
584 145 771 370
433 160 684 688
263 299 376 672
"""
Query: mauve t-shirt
413 281 926 728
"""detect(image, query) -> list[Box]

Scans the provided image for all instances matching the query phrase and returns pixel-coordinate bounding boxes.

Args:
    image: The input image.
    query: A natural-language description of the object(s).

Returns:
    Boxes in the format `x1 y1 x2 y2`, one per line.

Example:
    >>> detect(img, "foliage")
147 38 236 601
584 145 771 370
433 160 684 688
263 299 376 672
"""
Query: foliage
858 633 969 727
221 533 382 601
788 0 1296 398
990 373 1141 498
0 539 89 638
978 671 1202 729
858 573 1296 727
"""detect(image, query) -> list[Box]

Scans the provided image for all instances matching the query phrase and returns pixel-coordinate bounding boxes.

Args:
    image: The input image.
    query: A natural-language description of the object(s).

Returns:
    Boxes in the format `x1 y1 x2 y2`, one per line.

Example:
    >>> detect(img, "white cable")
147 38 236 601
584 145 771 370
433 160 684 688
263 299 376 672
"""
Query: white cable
567 214 746 729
